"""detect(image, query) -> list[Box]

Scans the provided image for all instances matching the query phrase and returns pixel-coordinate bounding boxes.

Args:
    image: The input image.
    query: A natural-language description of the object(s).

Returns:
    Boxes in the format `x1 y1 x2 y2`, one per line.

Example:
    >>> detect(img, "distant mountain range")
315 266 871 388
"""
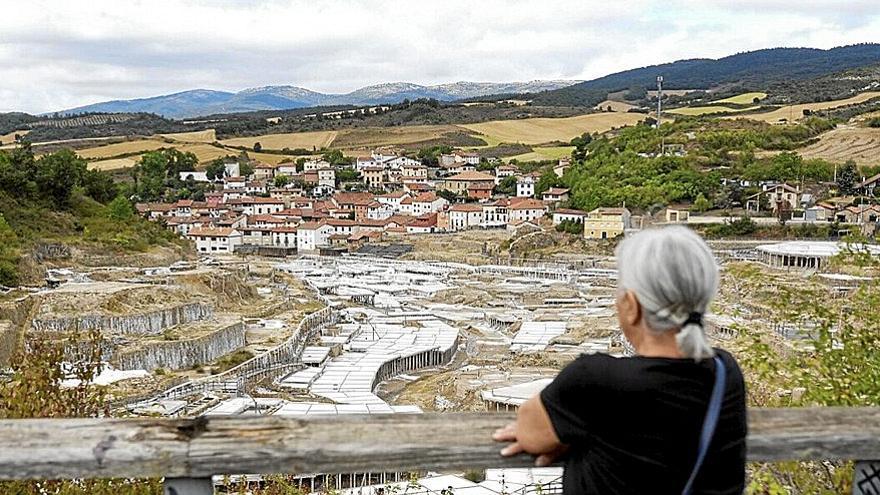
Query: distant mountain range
530 44 880 106
58 80 579 119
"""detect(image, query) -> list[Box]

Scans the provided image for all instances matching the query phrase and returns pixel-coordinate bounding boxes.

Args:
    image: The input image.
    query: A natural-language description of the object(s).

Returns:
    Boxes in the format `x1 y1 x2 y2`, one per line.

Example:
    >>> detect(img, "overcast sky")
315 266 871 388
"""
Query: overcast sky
2 0 880 114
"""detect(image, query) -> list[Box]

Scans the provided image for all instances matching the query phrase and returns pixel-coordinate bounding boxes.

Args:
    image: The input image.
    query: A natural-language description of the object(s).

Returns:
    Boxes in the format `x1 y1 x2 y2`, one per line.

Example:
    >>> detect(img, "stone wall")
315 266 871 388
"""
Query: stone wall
31 303 213 336
112 321 246 371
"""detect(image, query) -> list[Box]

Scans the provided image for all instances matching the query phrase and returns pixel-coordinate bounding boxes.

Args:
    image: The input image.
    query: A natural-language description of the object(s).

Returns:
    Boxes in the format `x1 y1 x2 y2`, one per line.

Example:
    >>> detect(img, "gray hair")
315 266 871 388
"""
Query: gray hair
615 226 718 360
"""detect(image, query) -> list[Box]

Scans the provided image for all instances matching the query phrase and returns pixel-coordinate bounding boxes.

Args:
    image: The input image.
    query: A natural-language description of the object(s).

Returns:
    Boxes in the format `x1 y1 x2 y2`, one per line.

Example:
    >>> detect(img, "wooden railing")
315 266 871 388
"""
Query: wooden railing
0 408 879 494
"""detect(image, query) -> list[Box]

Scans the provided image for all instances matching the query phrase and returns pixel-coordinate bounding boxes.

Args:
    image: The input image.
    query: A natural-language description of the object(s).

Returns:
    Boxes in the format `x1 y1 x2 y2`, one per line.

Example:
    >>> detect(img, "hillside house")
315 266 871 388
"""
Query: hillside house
362 166 385 189
857 173 880 197
447 203 484 231
239 226 274 246
270 227 298 248
317 168 336 188
552 208 587 225
252 162 276 180
467 181 494 200
187 227 243 254
516 176 536 198
495 165 518 179
442 171 495 195
508 198 547 223
542 188 570 204
297 221 334 252
583 207 631 240
411 192 448 216
750 183 801 213
554 159 570 177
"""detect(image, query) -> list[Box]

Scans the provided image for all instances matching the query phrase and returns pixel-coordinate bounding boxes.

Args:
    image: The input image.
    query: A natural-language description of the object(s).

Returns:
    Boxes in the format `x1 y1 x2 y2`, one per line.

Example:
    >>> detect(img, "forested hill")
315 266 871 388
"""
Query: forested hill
530 44 880 106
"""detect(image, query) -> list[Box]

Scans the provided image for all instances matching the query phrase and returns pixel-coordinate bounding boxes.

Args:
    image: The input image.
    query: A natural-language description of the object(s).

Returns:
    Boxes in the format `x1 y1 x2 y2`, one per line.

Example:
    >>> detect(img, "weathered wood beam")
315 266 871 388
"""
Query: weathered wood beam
0 408 877 481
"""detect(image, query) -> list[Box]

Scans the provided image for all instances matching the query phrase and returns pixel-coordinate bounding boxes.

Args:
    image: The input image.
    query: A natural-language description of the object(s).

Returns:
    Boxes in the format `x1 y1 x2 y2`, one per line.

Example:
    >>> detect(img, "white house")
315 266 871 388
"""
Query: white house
447 203 484 232
509 199 547 223
297 221 334 252
317 168 336 188
410 192 448 216
270 227 298 249
187 227 243 254
552 208 587 225
516 176 536 198
179 171 210 182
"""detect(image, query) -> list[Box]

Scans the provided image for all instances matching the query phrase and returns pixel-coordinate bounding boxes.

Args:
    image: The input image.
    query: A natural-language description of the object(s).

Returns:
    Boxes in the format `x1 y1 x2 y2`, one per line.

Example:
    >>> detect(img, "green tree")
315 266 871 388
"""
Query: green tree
205 158 227 182
692 193 711 213
535 168 563 197
131 152 168 201
107 195 134 221
0 214 19 286
274 175 291 188
837 160 859 195
35 150 87 209
495 176 517 196
253 142 262 152
239 160 255 178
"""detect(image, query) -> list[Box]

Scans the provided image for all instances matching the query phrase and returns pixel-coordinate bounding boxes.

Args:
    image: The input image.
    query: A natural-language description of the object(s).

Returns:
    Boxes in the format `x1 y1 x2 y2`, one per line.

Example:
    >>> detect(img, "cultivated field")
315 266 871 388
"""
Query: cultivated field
176 143 237 163
331 125 463 149
732 91 880 124
160 129 217 143
87 157 139 171
76 139 170 159
460 113 644 145
220 131 337 151
669 105 760 116
510 146 575 162
797 126 880 166
594 100 637 112
713 92 767 104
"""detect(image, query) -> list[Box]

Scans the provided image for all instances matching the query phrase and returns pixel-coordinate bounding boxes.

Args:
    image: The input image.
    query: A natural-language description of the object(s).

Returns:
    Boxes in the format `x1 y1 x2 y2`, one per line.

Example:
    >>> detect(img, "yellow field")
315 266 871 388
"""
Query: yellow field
176 143 236 163
76 139 170 159
460 113 644 145
510 146 575 162
713 92 767 104
669 105 760 116
732 91 880 124
594 100 637 112
332 125 462 149
220 131 337 150
243 151 319 165
797 126 880 166
160 129 217 143
0 129 29 145
87 157 138 171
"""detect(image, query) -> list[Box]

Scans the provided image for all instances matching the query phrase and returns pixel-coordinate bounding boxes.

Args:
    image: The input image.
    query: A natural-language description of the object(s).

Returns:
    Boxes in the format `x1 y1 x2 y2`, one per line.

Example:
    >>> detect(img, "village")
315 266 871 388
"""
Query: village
136 146 880 258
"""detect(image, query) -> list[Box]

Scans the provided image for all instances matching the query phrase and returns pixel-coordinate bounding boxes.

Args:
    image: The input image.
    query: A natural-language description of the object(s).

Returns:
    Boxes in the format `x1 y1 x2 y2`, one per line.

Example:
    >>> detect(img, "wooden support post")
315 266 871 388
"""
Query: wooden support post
164 477 212 495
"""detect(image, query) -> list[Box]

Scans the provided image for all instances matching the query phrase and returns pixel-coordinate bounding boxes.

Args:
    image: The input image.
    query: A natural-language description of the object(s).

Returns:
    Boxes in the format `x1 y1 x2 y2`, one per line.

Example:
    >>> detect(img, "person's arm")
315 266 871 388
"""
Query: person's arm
492 394 567 466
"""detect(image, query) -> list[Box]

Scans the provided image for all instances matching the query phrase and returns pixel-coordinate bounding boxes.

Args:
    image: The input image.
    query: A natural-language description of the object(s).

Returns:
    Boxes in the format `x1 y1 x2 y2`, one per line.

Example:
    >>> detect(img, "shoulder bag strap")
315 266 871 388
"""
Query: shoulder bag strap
682 355 727 495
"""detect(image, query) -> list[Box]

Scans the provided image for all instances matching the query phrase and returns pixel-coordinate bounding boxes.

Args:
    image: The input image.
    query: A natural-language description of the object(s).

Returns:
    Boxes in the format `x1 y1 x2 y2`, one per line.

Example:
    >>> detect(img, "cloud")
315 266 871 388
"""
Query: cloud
1 0 878 113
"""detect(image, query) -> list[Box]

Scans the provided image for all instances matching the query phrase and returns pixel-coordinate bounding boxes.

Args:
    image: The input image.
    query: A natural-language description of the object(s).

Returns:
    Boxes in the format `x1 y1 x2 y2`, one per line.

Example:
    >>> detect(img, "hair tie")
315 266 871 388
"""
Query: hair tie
684 312 703 327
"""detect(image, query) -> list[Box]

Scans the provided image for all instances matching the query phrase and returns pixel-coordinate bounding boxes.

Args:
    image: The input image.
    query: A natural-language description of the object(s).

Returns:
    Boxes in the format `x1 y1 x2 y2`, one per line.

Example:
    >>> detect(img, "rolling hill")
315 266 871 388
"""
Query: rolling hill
58 80 579 119
529 44 880 106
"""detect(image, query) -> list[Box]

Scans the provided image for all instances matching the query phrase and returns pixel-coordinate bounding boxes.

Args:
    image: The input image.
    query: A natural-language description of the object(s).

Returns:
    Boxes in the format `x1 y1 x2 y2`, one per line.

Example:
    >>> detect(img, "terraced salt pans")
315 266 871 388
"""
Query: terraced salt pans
305 309 459 405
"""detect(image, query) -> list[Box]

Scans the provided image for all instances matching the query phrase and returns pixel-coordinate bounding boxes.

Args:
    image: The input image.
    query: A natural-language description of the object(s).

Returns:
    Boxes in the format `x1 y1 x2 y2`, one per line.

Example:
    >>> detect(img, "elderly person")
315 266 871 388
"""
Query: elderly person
493 226 747 494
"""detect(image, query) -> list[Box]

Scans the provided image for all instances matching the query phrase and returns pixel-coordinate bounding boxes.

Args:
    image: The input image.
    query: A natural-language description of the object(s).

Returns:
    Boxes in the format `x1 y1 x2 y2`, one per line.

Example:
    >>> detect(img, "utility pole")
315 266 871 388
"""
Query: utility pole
656 76 663 127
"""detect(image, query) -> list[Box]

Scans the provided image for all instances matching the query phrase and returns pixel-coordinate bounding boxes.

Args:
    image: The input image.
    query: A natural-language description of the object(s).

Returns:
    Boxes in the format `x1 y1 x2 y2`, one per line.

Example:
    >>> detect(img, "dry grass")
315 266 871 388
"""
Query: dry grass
160 129 217 143
510 146 574 162
87 157 138 171
797 126 880 166
332 125 462 149
460 113 644 145
594 100 637 112
669 105 760 116
0 129 29 145
76 139 170 159
220 131 337 150
176 143 237 163
730 91 880 124
243 151 315 165
713 92 768 104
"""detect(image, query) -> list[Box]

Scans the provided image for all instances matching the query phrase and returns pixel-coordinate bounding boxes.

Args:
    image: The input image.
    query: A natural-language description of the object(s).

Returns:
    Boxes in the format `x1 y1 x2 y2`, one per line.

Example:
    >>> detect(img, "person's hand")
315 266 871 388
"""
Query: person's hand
493 422 567 466
492 422 522 456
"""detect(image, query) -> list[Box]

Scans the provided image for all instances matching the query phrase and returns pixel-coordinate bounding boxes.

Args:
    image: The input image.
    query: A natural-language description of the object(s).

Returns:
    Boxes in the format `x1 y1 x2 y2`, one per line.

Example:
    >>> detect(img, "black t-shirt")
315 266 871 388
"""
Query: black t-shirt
539 349 747 494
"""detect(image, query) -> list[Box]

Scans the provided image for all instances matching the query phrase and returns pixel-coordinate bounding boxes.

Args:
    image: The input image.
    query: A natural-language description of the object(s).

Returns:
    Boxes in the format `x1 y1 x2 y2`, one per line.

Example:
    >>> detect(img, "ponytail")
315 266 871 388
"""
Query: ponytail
675 322 714 361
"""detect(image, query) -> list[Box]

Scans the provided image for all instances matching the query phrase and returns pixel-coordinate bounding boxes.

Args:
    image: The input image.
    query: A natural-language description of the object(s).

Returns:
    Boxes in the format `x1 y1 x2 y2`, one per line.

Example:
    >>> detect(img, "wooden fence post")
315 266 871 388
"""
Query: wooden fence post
164 477 212 495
